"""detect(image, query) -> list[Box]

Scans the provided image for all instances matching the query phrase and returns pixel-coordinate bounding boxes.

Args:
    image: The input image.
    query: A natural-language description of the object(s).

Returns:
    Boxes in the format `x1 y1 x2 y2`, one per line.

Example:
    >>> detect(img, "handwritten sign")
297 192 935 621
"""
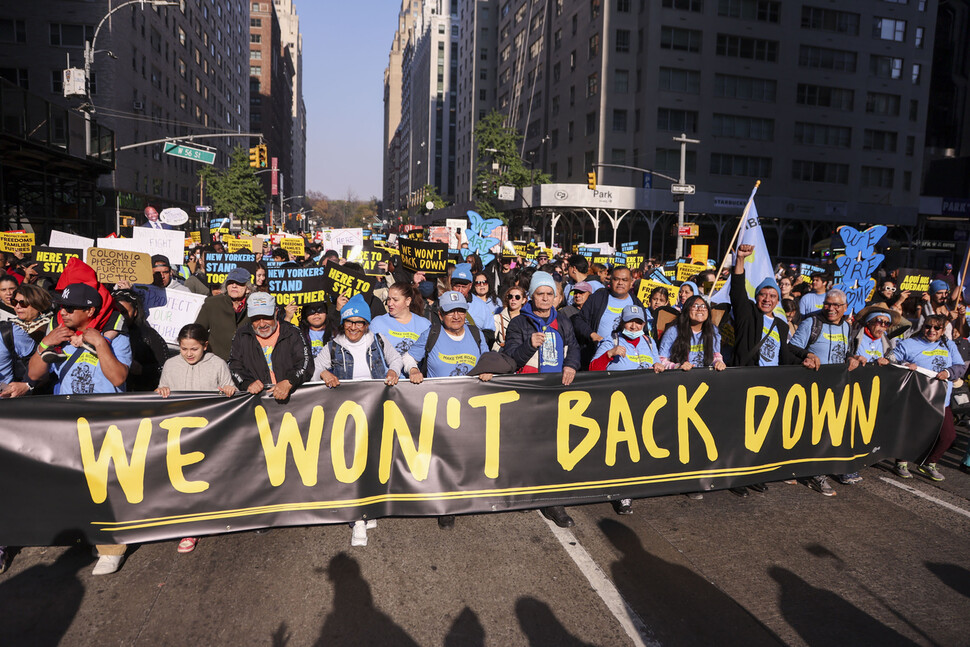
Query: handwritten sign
132 227 187 267
49 230 94 250
86 247 153 284
135 286 207 345
34 247 82 280
280 236 306 258
833 225 887 314
321 228 364 253
323 261 375 299
0 232 35 254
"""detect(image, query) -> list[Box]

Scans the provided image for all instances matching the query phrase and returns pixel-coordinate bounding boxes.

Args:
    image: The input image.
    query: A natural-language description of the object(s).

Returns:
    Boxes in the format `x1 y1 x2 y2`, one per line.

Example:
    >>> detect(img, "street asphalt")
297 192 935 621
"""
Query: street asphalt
2 428 969 647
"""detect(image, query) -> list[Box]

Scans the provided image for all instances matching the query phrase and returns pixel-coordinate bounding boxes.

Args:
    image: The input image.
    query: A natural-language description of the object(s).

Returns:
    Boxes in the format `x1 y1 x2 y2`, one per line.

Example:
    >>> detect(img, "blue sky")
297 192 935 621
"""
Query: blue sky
299 0 401 201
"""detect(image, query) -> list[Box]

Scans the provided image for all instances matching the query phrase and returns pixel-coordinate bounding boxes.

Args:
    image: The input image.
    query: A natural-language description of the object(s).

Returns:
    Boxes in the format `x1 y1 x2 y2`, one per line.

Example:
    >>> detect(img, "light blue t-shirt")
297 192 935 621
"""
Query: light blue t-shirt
0 325 36 383
596 293 634 340
855 332 888 362
307 329 327 358
370 313 431 356
798 292 826 316
51 333 133 395
567 279 605 305
408 325 488 377
890 336 957 406
659 325 721 367
759 314 780 367
791 318 850 365
465 297 496 332
594 334 660 370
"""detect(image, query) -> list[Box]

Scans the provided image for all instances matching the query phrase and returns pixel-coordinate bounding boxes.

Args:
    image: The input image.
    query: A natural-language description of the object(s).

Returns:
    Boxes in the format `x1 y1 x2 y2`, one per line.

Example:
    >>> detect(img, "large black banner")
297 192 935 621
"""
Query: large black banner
0 366 943 546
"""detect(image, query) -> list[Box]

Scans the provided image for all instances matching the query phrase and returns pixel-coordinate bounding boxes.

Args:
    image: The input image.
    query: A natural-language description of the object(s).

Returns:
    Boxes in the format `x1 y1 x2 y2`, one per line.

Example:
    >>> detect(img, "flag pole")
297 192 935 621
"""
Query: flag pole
714 180 761 281
957 239 970 306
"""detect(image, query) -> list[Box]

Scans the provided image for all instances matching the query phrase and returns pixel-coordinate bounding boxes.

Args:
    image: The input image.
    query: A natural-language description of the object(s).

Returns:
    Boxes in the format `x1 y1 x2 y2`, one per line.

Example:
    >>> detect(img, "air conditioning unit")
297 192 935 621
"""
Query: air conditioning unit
132 101 144 110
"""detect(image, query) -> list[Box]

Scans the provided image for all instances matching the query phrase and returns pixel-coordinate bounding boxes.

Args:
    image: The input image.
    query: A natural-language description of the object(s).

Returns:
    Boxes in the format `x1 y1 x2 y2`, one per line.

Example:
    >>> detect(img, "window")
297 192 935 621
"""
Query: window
554 29 562 50
712 114 774 140
0 19 26 44
552 95 560 115
866 92 901 115
586 111 597 135
613 109 628 132
481 48 488 60
250 33 261 43
250 65 261 76
589 33 600 58
796 83 854 110
500 45 511 62
250 50 261 60
716 35 778 61
906 136 915 156
863 129 898 152
714 74 775 101
568 121 574 142
794 123 852 148
873 17 906 41
717 0 780 22
479 89 487 101
553 63 561 82
912 63 921 84
569 50 576 70
551 130 559 149
587 72 598 97
710 154 772 177
656 148 697 173
250 18 262 27
611 149 627 164
657 108 699 132
870 55 903 79
660 27 701 52
178 27 186 46
615 29 630 53
861 166 894 188
617 0 631 11
614 69 629 93
49 23 94 47
798 46 857 72
915 26 924 48
50 70 62 93
0 68 28 89
659 68 701 94
792 161 849 184
530 37 542 59
663 0 703 10
800 7 860 35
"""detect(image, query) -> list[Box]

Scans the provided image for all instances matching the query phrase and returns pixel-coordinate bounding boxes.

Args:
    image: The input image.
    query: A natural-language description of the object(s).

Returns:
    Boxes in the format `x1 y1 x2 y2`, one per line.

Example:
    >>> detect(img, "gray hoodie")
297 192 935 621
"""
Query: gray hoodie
158 351 233 392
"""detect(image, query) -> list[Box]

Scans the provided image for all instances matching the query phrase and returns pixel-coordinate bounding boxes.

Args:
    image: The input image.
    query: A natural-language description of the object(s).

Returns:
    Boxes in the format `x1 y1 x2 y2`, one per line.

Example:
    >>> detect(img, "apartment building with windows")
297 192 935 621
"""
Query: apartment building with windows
273 0 305 202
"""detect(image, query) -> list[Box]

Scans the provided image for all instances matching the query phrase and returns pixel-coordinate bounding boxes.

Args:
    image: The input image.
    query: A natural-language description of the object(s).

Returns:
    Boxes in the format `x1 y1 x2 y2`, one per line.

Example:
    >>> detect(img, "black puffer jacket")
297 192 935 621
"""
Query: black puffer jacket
229 320 312 391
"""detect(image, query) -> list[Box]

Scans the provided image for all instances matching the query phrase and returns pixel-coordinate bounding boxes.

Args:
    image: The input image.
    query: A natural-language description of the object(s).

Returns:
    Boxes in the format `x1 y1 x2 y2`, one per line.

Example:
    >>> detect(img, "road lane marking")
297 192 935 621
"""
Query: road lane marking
878 477 970 519
540 513 660 647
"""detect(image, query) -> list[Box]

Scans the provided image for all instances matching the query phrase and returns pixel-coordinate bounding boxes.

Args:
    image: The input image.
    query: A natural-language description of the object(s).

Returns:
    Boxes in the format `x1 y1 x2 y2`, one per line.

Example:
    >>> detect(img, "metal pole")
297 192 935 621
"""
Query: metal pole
672 133 700 259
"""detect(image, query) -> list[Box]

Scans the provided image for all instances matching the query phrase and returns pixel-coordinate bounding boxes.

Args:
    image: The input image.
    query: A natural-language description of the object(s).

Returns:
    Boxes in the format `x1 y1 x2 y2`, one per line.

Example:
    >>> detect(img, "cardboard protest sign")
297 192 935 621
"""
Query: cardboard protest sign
267 265 329 306
49 230 94 250
690 245 709 266
135 286 207 345
34 247 83 280
897 268 933 294
399 239 449 276
637 279 677 304
833 225 887 314
321 228 364 253
0 232 34 254
280 236 306 258
86 247 153 284
323 261 376 299
342 244 390 276
204 252 259 288
676 262 707 282
428 226 451 244
189 231 202 244
132 227 187 267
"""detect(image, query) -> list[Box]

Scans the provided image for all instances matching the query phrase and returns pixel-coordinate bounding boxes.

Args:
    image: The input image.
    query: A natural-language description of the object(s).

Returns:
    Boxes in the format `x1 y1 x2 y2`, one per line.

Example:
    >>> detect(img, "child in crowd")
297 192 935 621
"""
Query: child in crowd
156 323 236 553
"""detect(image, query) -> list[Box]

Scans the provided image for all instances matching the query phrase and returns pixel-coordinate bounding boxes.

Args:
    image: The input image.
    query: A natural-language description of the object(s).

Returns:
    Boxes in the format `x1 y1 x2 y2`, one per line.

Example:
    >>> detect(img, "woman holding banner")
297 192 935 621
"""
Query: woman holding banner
317 294 403 388
659 295 726 371
370 283 430 357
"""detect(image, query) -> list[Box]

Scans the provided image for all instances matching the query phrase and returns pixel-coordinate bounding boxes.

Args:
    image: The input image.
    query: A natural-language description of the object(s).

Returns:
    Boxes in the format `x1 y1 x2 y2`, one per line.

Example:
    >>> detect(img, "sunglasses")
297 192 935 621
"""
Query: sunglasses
60 305 83 313
13 299 30 308
926 325 945 331
474 280 488 285
882 286 896 292
508 294 524 301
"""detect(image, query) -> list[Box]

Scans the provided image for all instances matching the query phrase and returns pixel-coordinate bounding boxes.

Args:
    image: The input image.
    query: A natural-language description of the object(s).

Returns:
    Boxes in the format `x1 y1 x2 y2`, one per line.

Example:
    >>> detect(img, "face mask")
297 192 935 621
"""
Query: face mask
622 329 644 340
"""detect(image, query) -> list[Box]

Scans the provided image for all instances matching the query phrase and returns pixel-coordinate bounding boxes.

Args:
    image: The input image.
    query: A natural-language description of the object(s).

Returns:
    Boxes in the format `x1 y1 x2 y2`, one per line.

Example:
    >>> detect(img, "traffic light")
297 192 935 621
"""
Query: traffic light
257 144 268 168
249 146 260 167
587 171 597 190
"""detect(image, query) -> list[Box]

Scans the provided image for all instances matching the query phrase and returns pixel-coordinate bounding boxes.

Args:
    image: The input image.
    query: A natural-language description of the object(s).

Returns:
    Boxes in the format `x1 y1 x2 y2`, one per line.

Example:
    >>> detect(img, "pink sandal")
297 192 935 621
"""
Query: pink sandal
177 537 198 553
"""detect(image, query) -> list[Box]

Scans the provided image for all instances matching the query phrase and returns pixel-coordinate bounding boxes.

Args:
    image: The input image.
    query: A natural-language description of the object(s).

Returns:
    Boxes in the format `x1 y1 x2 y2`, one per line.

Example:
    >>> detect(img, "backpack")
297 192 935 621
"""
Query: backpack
419 317 482 375
0 321 27 382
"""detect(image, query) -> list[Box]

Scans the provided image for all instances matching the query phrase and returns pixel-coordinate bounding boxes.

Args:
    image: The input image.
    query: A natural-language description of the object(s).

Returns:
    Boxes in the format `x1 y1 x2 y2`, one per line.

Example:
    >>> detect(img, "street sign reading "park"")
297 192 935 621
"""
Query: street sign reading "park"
164 143 216 165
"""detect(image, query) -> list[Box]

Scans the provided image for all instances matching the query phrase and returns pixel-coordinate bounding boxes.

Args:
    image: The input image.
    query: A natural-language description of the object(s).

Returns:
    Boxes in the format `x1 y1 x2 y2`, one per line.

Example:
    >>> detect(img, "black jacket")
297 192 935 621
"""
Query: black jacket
502 308 581 371
729 269 798 366
229 320 312 390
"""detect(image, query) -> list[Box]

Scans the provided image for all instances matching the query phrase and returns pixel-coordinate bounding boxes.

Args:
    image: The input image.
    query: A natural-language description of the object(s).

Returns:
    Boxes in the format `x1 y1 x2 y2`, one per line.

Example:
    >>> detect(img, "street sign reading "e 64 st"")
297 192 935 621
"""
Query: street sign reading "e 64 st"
164 143 216 165
671 183 695 195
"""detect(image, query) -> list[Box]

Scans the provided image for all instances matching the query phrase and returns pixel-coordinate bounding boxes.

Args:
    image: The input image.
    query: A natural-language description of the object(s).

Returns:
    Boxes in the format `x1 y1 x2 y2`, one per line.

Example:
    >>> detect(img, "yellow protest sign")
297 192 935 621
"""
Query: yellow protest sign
226 237 254 253
280 237 305 258
690 245 709 266
0 232 35 254
637 279 677 304
675 263 707 282
190 231 202 244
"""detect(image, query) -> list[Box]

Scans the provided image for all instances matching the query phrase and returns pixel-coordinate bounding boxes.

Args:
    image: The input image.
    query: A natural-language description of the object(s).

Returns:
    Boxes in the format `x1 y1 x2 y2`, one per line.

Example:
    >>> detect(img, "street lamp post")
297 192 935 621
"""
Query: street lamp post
672 133 700 259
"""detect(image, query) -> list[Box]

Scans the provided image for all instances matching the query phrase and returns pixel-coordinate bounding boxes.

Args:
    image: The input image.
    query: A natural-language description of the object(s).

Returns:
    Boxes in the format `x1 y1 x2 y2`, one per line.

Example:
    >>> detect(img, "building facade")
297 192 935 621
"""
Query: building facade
273 0 305 203
0 0 251 230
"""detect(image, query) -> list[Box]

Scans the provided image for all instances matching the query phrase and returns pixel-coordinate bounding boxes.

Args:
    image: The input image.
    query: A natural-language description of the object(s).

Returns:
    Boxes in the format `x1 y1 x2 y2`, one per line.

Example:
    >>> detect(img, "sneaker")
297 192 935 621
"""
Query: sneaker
686 492 704 500
894 462 912 479
351 520 368 546
809 475 837 497
41 346 67 364
0 546 8 574
177 537 198 554
839 472 863 484
92 554 125 575
917 463 945 482
612 498 633 515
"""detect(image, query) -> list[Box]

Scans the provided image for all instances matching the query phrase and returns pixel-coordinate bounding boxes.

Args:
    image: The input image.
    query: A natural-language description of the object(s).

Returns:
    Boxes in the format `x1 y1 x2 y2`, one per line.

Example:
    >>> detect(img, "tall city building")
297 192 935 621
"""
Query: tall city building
0 0 251 231
250 0 294 215
383 0 415 217
273 0 305 202
383 0 459 217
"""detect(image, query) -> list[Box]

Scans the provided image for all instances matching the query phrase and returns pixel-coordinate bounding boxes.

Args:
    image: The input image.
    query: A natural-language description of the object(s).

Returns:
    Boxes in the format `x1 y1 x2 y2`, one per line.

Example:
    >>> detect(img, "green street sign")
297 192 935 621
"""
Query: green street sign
164 142 216 165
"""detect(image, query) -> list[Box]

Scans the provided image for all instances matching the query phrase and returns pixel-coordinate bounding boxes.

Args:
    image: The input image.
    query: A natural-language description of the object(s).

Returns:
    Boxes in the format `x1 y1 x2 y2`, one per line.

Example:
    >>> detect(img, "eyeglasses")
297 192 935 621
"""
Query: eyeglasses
13 299 30 308
474 280 488 285
508 294 524 301
822 302 846 308
344 320 367 328
689 304 709 311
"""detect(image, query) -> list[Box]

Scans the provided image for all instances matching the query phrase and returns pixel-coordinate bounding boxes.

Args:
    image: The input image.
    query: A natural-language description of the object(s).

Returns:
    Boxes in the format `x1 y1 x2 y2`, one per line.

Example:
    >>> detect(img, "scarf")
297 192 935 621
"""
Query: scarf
519 303 565 373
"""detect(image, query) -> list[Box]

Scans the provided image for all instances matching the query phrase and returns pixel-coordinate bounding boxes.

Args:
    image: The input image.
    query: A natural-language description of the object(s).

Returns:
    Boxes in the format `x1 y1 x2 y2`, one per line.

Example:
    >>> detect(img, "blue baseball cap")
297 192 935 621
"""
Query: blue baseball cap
621 305 646 323
451 263 473 283
439 290 470 312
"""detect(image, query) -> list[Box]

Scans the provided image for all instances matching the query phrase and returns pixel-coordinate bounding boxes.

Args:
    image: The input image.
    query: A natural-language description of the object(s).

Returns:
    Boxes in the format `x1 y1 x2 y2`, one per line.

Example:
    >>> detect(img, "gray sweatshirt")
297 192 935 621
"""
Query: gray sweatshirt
158 352 234 392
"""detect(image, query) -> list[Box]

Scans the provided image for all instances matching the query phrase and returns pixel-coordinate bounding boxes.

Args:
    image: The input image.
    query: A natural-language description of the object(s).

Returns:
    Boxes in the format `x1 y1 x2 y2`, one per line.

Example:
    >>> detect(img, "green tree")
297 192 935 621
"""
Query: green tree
419 184 448 215
198 146 266 227
473 109 551 222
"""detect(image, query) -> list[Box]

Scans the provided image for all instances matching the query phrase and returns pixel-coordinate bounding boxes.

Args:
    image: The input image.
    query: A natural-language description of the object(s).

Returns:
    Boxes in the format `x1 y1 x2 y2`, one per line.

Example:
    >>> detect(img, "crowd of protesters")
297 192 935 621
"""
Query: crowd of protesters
1 205 968 575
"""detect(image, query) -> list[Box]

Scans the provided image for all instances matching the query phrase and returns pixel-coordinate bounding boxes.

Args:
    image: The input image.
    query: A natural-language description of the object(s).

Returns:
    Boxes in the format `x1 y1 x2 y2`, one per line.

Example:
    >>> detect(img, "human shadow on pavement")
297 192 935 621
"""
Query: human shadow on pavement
515 597 598 647
925 562 970 599
0 543 90 647
313 552 419 647
444 606 485 647
768 567 919 647
599 518 782 647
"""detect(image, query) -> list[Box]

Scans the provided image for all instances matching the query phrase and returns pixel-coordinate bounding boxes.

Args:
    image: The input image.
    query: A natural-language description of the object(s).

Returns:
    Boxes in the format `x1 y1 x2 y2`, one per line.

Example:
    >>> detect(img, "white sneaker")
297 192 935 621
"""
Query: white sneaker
92 554 125 575
351 520 368 547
